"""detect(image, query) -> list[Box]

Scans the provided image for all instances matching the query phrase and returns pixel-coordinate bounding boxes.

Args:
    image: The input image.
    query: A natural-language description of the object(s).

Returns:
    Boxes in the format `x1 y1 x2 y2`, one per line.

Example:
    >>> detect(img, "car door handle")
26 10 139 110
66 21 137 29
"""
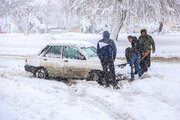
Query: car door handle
44 59 47 61
64 60 68 62
64 69 72 71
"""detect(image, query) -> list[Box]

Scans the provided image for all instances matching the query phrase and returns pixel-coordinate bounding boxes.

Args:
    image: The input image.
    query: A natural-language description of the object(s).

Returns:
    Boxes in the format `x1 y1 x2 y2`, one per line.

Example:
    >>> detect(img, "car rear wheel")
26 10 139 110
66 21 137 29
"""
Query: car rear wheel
34 67 48 79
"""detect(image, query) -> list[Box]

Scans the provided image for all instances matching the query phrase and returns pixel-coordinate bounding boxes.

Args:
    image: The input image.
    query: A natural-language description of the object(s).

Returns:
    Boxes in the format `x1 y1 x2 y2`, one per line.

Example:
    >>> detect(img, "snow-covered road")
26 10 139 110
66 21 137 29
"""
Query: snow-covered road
0 56 180 120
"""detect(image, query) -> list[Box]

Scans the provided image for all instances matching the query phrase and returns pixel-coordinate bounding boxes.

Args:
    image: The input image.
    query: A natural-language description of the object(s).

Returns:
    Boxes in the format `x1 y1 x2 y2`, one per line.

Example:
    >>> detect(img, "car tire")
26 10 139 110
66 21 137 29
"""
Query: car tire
87 71 101 82
34 67 49 79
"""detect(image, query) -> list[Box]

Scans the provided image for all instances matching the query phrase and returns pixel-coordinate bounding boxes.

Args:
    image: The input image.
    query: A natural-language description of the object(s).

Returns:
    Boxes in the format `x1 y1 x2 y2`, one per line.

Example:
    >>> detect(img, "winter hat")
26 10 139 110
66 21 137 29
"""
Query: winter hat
140 29 147 34
103 31 110 39
127 36 133 39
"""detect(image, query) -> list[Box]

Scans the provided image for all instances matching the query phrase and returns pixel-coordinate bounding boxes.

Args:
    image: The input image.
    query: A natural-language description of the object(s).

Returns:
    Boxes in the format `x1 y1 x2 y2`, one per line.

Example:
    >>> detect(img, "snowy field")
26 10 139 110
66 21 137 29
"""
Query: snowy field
0 33 180 120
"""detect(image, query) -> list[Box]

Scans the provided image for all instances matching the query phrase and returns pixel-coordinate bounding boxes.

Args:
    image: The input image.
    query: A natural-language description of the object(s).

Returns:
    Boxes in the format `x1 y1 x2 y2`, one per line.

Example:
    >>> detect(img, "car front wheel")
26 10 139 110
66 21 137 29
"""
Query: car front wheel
87 71 101 82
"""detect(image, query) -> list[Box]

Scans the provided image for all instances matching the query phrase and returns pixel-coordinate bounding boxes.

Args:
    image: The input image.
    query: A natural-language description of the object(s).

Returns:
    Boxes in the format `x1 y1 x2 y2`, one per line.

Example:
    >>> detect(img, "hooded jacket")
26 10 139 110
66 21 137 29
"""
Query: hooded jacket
139 29 155 52
97 31 117 60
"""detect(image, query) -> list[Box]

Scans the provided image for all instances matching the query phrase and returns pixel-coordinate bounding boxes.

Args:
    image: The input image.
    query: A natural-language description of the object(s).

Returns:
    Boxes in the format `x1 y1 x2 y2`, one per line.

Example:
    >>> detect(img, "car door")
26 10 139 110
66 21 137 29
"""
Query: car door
62 46 88 78
40 45 64 76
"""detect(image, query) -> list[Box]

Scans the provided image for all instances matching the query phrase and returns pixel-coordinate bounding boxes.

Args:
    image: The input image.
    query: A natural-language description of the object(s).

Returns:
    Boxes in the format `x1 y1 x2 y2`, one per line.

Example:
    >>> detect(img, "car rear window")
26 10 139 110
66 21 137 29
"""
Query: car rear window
45 46 63 58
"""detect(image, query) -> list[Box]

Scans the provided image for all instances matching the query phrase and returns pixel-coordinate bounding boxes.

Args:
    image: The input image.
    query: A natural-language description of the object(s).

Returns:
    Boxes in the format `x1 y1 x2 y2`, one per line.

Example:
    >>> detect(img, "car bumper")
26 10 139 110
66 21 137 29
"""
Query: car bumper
24 65 36 73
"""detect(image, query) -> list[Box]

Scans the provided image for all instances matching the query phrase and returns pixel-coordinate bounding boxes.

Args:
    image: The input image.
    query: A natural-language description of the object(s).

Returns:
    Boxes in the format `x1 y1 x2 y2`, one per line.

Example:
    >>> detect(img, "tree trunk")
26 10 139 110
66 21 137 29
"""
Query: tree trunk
8 24 11 33
24 15 28 36
111 10 127 41
159 21 163 33
24 7 33 36
45 21 48 34
111 22 124 41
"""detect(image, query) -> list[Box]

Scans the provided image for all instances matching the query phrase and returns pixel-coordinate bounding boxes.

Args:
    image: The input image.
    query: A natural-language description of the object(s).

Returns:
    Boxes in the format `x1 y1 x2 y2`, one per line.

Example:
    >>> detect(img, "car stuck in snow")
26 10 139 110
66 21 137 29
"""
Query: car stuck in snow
24 40 103 81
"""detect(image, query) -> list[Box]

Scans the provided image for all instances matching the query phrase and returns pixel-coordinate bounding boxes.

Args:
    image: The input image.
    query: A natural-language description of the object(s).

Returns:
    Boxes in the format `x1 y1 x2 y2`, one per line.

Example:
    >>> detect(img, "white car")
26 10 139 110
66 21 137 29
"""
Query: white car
24 40 103 81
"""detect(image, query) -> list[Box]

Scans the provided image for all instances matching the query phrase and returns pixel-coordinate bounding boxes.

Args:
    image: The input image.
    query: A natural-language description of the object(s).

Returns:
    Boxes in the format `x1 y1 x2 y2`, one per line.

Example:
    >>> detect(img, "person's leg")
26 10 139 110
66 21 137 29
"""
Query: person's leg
130 55 136 80
147 54 151 68
140 58 145 75
134 59 138 75
101 59 109 86
144 55 149 72
141 55 148 74
109 60 116 86
136 54 142 78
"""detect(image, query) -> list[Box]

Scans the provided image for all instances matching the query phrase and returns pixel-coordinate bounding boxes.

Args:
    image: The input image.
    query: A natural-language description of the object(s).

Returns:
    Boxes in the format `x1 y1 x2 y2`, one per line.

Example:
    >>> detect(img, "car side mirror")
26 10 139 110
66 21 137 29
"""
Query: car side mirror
77 55 86 60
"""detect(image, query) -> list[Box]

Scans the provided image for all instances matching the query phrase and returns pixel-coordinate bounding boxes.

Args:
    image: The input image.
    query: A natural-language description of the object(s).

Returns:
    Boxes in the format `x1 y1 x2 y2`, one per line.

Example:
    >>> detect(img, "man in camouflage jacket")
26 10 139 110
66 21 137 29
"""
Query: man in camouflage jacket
138 29 155 74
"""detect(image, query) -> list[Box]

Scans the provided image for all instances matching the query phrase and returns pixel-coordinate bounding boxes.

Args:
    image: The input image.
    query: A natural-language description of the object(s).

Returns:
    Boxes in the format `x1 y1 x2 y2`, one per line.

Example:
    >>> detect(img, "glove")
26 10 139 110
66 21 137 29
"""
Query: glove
145 52 149 56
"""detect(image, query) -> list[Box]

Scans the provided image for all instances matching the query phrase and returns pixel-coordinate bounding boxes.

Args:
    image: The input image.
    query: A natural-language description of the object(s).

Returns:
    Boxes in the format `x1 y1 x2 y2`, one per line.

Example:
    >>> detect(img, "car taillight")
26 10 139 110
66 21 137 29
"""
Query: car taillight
25 58 27 63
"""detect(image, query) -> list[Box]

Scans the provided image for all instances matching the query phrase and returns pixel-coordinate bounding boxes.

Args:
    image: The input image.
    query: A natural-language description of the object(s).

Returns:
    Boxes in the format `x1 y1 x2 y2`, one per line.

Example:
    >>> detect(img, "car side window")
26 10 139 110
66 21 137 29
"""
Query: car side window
45 46 62 58
64 46 85 60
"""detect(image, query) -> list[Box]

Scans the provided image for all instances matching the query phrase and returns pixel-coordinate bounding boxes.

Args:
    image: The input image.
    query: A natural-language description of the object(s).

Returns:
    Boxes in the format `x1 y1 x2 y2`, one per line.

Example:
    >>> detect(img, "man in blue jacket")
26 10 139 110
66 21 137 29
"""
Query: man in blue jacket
97 31 119 89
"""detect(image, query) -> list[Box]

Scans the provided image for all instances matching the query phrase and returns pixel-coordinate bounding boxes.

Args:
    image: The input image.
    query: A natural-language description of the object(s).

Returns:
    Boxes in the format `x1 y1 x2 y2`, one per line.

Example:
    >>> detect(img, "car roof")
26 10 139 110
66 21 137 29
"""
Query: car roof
47 40 95 48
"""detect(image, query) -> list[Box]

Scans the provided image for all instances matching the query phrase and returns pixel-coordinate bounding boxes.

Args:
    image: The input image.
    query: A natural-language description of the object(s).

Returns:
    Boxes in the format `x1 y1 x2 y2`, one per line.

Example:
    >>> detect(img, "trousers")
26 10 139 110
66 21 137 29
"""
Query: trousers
100 59 117 86
140 54 151 74
130 54 142 79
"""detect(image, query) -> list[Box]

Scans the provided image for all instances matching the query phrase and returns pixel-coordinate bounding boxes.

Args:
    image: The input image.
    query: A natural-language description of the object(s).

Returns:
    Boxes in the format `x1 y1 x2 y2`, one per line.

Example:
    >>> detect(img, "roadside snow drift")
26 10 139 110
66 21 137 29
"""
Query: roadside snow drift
0 33 180 57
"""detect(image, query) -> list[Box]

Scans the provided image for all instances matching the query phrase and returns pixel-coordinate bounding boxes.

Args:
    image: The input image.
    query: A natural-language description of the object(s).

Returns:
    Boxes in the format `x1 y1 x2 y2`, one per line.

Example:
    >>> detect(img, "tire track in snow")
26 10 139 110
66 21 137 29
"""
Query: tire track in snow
0 65 121 120
67 82 135 120
0 58 133 120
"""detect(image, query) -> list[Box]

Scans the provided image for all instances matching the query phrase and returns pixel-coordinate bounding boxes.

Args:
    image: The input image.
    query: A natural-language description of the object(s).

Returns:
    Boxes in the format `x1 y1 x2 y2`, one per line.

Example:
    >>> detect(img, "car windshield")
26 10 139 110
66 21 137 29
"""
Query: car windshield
81 47 98 58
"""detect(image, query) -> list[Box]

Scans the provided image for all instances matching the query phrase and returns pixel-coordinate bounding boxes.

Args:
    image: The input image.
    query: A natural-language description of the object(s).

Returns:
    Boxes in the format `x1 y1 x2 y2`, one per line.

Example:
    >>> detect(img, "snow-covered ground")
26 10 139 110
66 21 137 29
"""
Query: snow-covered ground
0 33 180 120
0 55 180 120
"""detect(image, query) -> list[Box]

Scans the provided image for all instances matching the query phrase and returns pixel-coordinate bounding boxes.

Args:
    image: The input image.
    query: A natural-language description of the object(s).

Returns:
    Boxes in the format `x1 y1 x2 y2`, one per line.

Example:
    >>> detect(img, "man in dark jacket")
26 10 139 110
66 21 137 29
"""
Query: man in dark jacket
127 36 145 81
97 31 118 89
138 29 155 74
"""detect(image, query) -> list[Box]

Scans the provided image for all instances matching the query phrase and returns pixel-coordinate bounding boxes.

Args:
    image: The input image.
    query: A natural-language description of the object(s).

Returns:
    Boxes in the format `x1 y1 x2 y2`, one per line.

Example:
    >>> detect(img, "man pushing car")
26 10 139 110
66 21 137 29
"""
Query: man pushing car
97 31 119 89
139 29 156 74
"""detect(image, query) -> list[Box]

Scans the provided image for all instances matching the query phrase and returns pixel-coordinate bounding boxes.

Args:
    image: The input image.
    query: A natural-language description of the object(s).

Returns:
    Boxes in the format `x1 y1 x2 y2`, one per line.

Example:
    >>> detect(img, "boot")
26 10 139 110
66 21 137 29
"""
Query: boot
113 85 120 89
105 84 110 88
129 77 135 82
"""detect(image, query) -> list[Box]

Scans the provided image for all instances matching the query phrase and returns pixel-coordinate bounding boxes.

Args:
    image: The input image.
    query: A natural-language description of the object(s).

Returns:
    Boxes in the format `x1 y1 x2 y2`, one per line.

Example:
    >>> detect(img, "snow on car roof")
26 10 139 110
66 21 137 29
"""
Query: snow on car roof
47 40 95 47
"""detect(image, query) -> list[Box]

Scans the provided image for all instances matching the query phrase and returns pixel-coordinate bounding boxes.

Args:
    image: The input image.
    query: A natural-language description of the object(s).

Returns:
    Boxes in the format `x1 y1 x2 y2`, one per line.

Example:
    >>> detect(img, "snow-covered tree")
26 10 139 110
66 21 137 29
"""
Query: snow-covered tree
31 0 61 34
0 0 35 34
126 0 179 33
0 0 67 34
68 0 179 40
0 0 179 37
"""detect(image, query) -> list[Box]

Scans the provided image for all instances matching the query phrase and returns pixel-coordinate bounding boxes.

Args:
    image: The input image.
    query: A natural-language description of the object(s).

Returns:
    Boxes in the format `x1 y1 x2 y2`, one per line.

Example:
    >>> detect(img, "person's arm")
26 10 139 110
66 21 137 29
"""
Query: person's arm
97 42 100 57
112 40 117 59
150 36 155 53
